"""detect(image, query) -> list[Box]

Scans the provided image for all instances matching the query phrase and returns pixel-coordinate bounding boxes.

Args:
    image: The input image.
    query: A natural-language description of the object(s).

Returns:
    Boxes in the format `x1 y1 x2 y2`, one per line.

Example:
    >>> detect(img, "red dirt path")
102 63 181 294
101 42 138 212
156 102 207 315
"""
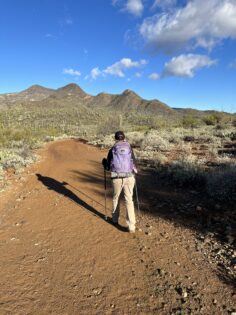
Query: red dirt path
0 139 235 315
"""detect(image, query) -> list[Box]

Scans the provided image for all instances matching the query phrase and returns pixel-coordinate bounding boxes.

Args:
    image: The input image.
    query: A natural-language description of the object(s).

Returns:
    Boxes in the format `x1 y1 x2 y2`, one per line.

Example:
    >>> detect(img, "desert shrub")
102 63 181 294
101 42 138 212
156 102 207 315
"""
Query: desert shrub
140 131 172 151
229 132 236 141
183 136 195 142
203 115 217 126
182 116 199 128
0 148 37 171
152 152 168 165
206 165 236 205
203 113 226 126
126 132 144 147
156 161 206 188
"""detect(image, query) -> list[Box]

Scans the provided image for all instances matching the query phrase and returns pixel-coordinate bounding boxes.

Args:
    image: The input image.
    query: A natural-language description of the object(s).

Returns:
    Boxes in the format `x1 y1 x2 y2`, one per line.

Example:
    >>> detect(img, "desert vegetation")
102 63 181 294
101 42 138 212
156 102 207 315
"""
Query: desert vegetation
0 85 235 207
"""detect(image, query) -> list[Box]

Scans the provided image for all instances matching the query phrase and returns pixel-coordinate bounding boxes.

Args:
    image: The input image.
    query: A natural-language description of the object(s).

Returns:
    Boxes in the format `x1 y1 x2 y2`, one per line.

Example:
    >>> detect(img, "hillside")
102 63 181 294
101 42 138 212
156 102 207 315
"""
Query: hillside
0 84 176 116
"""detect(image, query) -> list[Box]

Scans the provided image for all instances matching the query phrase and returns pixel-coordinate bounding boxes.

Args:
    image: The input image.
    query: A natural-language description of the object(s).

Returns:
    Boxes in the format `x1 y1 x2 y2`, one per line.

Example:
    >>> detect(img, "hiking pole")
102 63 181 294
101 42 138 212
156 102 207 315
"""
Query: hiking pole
135 177 141 222
102 158 108 221
104 168 108 220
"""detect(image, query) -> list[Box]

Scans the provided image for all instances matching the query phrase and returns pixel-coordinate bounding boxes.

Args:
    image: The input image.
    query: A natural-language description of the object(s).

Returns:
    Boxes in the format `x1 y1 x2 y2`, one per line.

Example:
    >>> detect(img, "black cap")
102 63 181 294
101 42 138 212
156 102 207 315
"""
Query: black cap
115 131 125 140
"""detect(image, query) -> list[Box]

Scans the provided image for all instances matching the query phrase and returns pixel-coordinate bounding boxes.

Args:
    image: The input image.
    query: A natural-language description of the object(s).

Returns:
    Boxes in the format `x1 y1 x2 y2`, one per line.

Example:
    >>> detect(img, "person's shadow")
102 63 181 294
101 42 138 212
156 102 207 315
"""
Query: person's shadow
36 174 127 232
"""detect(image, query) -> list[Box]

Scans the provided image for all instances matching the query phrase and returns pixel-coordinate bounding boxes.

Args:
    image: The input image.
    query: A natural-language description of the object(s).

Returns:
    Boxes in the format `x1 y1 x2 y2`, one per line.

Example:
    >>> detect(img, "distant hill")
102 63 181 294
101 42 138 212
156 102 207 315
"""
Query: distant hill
0 83 174 116
53 83 88 99
0 85 55 105
0 83 234 117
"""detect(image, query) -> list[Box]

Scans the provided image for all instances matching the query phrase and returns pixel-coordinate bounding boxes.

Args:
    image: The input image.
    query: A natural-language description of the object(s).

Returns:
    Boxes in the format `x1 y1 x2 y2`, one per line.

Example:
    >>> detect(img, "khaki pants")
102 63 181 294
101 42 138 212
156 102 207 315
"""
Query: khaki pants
112 176 136 231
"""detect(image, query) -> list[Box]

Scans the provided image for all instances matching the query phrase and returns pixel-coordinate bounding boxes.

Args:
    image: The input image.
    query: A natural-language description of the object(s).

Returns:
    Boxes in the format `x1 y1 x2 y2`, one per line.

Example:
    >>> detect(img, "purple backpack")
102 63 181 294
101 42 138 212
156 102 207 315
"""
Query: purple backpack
111 141 134 174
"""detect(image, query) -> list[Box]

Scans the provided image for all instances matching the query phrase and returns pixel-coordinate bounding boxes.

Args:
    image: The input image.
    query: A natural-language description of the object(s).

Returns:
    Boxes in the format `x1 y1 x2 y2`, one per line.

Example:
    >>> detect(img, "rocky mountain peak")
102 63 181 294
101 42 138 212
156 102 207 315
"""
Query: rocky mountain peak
56 83 87 97
122 89 141 98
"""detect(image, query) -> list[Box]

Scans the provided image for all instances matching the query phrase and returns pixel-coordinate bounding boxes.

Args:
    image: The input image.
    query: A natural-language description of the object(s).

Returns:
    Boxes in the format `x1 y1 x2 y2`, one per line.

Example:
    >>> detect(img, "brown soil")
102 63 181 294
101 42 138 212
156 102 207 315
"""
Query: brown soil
0 139 235 315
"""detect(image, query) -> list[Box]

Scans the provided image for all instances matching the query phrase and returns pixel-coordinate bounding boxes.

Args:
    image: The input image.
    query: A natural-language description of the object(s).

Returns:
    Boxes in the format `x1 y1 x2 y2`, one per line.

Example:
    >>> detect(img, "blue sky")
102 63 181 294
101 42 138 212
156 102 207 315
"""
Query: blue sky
1 0 236 112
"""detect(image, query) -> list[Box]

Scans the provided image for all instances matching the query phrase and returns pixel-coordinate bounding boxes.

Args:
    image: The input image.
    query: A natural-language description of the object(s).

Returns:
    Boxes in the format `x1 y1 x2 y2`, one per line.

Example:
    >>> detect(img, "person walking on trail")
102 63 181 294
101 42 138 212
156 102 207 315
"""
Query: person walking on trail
102 131 138 233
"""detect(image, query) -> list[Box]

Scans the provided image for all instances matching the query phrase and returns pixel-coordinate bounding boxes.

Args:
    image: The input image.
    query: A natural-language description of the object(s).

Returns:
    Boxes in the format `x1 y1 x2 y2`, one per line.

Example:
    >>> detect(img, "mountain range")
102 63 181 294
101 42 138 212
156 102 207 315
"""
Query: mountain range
0 84 234 116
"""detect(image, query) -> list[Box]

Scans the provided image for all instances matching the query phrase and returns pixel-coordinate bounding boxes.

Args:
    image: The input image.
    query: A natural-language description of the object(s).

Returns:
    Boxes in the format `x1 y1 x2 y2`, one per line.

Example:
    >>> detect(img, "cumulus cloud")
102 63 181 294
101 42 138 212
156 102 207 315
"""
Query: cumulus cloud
125 0 144 16
140 0 236 53
86 58 147 80
103 58 147 77
162 54 217 77
91 67 103 80
149 72 160 80
63 68 81 76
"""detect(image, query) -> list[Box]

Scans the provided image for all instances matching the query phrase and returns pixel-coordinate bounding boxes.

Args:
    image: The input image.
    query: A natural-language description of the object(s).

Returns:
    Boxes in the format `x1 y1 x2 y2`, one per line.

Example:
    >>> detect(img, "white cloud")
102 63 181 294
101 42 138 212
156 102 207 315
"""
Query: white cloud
152 0 176 10
149 72 160 80
63 68 81 76
103 58 147 77
91 67 102 80
86 58 147 80
125 0 144 16
140 0 236 53
163 54 217 77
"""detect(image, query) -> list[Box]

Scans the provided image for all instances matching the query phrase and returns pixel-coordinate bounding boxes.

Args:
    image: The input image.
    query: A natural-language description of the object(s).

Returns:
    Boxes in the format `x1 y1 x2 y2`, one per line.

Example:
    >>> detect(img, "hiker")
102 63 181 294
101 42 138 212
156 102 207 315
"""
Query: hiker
102 131 138 233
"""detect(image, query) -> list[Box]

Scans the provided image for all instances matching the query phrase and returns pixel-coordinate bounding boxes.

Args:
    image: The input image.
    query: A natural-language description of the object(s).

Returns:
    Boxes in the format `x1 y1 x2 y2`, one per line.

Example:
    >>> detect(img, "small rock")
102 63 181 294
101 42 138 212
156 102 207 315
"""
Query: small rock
36 257 46 262
155 268 165 276
92 288 102 296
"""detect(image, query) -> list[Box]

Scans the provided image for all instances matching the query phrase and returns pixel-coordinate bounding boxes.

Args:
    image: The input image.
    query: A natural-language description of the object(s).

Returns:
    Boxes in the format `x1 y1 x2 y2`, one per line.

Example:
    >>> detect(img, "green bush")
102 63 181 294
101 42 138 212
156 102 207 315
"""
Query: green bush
203 115 218 126
203 113 226 126
182 116 199 128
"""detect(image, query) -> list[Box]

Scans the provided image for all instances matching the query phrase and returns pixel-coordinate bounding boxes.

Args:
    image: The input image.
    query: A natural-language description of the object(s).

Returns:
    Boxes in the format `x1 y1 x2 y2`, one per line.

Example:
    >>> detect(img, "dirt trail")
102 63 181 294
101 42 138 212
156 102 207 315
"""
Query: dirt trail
0 139 235 315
